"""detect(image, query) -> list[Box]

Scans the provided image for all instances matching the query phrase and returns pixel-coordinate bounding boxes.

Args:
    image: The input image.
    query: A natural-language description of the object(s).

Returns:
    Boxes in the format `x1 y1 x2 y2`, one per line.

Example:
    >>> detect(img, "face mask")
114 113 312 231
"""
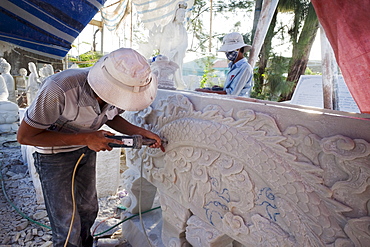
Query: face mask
225 50 238 61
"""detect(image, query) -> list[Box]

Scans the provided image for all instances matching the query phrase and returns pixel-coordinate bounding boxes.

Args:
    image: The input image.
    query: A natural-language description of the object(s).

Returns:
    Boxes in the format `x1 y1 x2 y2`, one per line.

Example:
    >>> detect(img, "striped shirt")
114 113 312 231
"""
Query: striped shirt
23 68 123 154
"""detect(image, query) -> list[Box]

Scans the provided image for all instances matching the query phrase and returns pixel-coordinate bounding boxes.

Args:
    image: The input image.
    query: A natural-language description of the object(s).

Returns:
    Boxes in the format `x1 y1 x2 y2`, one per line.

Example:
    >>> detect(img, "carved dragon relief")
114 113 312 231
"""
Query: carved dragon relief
123 94 370 247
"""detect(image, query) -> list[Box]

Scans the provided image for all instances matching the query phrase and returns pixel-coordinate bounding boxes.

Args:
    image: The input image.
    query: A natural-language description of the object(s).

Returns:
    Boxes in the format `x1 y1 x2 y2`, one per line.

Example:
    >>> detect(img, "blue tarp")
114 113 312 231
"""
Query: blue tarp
0 0 106 59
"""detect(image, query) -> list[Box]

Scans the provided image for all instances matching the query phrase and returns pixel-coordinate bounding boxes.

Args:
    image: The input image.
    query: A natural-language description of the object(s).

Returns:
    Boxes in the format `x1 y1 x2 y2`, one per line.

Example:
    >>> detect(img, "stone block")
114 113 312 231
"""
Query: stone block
96 148 121 198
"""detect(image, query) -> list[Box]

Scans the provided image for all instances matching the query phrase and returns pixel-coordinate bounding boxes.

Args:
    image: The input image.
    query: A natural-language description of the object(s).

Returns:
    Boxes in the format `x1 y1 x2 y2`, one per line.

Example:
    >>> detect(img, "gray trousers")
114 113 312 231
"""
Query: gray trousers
33 147 98 247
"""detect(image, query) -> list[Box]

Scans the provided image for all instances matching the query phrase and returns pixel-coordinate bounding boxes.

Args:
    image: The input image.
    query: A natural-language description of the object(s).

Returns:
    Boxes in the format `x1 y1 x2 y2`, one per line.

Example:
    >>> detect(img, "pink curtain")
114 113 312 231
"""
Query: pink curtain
311 0 370 114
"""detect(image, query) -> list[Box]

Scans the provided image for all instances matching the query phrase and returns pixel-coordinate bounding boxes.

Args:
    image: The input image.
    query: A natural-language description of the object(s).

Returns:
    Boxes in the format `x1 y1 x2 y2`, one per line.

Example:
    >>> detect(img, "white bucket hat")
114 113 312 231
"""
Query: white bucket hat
88 48 158 111
218 32 252 52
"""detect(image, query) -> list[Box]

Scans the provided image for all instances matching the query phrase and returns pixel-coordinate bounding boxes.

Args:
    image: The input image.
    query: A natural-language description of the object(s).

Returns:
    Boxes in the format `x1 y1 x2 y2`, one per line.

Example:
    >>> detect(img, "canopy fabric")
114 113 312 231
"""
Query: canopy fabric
0 0 106 59
311 0 370 114
101 0 128 31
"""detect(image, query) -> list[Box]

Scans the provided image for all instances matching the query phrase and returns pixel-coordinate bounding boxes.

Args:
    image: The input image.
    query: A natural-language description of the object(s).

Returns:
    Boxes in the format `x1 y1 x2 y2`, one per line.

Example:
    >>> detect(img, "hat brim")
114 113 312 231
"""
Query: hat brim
88 57 158 111
218 44 252 52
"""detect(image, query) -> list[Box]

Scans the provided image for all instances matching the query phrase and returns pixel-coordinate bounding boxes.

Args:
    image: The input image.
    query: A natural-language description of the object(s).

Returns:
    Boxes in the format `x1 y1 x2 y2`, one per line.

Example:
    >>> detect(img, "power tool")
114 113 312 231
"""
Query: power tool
106 135 167 151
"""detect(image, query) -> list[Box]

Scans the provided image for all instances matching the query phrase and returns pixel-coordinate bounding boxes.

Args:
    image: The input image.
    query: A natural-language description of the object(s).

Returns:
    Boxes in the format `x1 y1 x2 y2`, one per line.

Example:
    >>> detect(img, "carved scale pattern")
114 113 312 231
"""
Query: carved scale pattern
124 94 370 247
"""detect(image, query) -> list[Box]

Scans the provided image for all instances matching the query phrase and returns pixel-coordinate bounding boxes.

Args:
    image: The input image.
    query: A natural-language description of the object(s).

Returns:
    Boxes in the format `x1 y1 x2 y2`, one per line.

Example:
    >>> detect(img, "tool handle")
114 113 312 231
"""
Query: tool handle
106 135 142 149
106 135 164 149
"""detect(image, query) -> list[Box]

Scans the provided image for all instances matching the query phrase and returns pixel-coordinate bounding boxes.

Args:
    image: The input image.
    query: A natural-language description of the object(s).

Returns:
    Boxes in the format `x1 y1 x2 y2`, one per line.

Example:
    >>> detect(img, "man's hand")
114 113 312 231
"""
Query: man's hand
140 130 166 152
85 130 123 152
105 115 166 152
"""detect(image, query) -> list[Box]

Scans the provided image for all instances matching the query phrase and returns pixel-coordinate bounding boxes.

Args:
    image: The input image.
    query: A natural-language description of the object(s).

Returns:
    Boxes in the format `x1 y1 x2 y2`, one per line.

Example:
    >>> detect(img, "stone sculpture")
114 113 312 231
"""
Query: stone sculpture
0 58 18 143
26 62 41 105
16 68 28 107
150 55 178 90
0 75 8 101
159 1 188 89
38 64 54 86
18 68 28 90
0 59 16 102
122 90 370 247
0 100 19 143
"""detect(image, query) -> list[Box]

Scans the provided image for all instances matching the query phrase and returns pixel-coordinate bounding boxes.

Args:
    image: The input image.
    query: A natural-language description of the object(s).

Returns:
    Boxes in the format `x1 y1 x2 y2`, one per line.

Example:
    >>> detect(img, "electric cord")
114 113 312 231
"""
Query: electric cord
64 153 85 247
2 140 20 148
93 206 161 237
139 160 154 247
0 151 51 230
1 149 162 243
92 215 116 237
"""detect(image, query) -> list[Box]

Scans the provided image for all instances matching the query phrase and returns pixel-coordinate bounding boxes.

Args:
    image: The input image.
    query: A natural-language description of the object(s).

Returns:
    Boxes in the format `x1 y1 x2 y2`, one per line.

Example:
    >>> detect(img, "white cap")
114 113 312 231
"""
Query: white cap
88 48 158 111
218 32 252 52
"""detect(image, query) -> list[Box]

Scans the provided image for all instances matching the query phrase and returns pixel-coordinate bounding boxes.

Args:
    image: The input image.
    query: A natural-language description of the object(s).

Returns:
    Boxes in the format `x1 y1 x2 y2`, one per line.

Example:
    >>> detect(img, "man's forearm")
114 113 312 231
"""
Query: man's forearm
17 122 91 147
17 120 123 151
195 88 227 94
105 115 147 136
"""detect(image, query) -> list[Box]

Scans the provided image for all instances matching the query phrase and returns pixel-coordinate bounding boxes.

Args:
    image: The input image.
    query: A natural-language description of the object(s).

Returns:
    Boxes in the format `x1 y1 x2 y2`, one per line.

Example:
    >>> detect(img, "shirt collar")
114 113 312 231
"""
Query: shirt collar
78 79 115 114
229 57 247 69
78 79 98 107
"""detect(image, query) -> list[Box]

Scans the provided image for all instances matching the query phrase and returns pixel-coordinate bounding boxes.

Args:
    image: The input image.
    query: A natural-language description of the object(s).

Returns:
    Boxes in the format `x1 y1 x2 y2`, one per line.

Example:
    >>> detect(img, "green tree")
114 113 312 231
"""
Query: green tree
253 9 278 99
188 0 253 52
187 0 209 52
251 0 318 101
280 0 319 100
69 51 103 68
197 54 217 88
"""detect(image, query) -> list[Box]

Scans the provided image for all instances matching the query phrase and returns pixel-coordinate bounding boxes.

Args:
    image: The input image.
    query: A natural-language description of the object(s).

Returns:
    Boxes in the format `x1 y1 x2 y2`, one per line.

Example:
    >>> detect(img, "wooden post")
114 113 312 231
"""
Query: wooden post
130 0 133 48
209 0 213 53
89 19 104 54
100 21 104 54
248 0 279 68
320 24 339 110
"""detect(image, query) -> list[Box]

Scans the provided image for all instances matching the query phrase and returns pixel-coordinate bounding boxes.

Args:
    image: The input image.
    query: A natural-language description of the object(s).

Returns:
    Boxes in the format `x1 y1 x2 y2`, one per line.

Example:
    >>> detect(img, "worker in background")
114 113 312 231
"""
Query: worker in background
195 32 254 97
17 48 162 247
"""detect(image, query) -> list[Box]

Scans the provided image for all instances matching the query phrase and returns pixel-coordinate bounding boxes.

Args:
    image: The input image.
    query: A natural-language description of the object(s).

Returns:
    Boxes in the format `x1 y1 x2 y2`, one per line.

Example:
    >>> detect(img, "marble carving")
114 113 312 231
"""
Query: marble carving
0 59 16 102
26 62 41 105
38 64 54 85
0 59 19 143
123 92 370 247
158 1 188 90
0 74 8 101
151 55 178 90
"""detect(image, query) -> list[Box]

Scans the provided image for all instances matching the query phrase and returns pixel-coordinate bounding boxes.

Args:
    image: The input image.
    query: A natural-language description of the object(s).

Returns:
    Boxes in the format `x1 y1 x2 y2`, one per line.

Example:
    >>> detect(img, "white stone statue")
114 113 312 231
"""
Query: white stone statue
38 64 54 86
15 68 28 107
27 62 41 105
0 75 8 101
0 60 16 102
159 1 188 89
0 59 19 143
18 68 28 89
150 55 179 90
